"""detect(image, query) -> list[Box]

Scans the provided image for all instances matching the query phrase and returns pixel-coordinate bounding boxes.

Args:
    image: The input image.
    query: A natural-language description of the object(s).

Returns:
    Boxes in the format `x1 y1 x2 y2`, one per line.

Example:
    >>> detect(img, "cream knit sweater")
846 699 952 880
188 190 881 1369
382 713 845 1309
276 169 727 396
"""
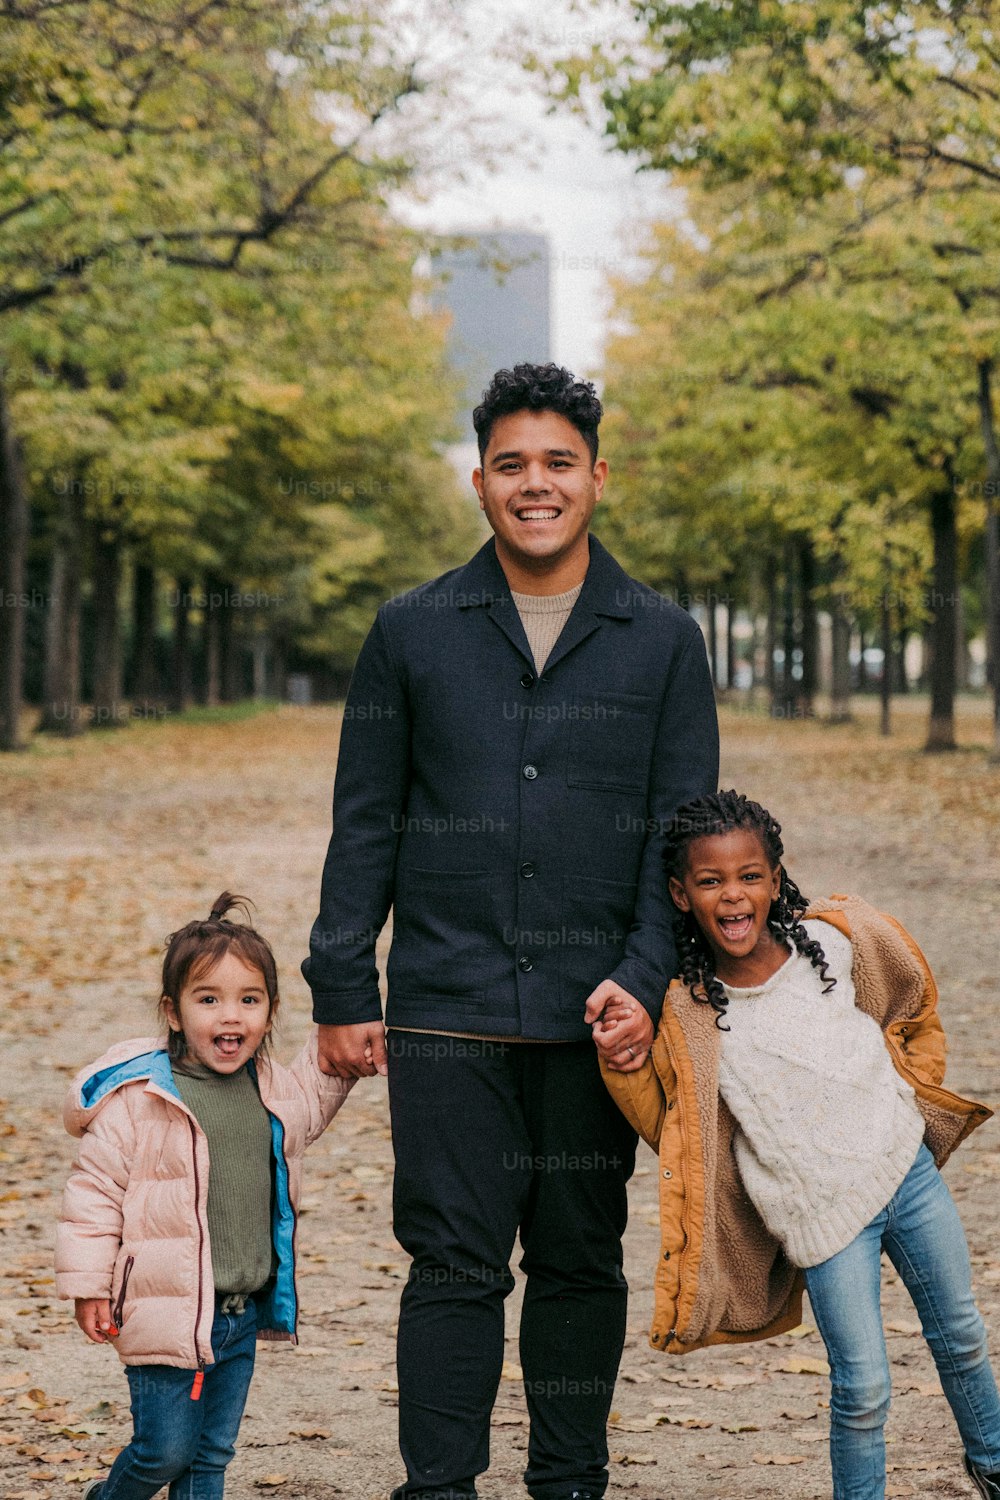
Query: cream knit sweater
718 920 925 1268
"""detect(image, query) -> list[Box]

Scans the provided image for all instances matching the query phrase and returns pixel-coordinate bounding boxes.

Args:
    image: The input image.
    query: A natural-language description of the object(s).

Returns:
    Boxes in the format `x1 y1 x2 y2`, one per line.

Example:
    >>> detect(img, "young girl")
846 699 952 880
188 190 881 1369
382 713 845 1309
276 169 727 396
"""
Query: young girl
56 893 354 1500
598 790 1000 1500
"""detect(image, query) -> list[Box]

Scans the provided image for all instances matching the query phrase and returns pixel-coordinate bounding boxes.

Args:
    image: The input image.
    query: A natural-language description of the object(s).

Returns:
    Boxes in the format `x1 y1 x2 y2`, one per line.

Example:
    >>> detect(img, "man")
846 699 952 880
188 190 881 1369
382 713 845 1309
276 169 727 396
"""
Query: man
303 363 719 1500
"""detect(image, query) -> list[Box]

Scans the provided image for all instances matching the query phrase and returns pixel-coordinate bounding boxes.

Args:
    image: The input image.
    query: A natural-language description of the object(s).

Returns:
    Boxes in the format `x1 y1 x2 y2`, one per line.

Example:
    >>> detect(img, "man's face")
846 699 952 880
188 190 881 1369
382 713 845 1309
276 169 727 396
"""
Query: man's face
472 409 607 579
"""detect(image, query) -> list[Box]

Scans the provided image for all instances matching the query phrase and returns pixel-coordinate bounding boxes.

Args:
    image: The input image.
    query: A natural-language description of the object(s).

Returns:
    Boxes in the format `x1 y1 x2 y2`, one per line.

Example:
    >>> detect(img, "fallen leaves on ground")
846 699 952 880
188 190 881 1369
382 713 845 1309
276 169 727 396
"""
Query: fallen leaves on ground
2 703 998 1500
773 1356 830 1376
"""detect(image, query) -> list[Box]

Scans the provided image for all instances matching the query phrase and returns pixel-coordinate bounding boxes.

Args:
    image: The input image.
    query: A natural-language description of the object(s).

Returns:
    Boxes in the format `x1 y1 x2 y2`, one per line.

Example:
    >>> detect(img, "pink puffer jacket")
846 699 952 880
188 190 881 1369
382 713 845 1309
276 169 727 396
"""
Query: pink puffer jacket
55 1033 353 1369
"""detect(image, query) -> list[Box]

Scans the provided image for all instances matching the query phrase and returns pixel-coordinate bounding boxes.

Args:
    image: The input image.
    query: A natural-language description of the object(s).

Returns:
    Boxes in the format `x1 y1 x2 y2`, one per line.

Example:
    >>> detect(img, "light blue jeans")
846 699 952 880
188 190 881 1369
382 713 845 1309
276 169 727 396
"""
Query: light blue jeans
804 1143 1000 1500
99 1298 257 1499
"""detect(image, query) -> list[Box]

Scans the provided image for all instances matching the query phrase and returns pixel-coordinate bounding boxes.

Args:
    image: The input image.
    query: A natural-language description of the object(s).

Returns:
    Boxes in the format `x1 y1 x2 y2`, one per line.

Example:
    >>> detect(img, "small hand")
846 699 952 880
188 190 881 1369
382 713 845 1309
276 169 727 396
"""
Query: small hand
317 1021 388 1079
75 1297 118 1344
584 980 655 1072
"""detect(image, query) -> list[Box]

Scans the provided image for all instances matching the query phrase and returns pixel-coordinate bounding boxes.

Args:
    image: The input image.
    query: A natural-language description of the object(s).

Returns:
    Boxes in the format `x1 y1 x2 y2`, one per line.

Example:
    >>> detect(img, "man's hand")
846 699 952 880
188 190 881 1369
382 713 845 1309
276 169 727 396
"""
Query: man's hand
75 1298 117 1344
317 1021 388 1080
585 980 654 1073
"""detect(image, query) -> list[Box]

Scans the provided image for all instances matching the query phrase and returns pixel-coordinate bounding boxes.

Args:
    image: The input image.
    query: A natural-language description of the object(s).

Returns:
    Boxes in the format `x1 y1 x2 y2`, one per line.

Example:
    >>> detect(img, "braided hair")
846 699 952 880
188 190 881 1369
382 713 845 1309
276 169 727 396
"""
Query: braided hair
663 791 834 1029
159 891 279 1060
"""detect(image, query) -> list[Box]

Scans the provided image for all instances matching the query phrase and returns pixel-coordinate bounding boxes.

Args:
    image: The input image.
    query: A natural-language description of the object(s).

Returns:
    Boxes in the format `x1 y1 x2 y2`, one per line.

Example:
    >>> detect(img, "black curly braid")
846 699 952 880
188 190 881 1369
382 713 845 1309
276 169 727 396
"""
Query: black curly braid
663 790 835 1028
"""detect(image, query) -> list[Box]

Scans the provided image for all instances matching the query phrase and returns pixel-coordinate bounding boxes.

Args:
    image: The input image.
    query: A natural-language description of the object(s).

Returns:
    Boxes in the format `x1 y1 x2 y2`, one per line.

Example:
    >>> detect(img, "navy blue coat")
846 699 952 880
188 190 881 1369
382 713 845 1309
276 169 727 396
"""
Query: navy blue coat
302 535 719 1040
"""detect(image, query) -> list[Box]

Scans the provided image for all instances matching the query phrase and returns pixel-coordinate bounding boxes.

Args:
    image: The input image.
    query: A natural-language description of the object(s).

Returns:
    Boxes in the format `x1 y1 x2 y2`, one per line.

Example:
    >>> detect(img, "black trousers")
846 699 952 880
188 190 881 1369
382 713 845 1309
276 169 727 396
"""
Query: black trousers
387 1031 638 1500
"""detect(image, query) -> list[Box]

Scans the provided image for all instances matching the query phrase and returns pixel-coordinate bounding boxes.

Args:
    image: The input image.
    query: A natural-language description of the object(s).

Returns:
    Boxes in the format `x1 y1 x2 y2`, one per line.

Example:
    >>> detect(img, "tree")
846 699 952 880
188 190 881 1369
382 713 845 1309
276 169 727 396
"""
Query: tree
593 191 983 732
0 0 435 746
556 0 1000 748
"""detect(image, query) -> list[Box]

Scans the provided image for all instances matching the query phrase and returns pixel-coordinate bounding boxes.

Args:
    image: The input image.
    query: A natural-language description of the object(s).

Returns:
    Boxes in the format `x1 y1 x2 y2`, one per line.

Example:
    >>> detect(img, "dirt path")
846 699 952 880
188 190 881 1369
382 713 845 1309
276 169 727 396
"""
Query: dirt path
1 699 998 1500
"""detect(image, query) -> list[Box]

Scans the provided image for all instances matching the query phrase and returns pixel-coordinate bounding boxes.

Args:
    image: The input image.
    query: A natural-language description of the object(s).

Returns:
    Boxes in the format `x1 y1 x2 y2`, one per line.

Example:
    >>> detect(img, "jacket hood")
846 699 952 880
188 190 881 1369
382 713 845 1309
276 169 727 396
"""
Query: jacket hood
64 1035 179 1138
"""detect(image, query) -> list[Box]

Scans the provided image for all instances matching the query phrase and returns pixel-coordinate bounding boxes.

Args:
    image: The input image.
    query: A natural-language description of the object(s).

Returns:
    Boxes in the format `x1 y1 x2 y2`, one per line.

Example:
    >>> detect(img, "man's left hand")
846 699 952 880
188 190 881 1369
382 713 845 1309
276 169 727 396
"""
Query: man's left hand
584 980 654 1072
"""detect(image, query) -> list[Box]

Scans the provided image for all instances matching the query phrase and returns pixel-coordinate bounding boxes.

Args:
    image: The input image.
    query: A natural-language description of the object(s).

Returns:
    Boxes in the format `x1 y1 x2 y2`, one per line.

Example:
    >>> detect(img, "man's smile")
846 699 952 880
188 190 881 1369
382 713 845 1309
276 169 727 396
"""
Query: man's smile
513 505 562 523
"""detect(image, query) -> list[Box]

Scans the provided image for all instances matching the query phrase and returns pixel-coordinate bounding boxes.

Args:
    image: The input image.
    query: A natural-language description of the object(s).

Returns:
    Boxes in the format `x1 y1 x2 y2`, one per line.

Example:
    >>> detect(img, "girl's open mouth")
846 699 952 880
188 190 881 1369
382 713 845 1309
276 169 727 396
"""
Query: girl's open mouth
718 914 753 941
213 1035 244 1057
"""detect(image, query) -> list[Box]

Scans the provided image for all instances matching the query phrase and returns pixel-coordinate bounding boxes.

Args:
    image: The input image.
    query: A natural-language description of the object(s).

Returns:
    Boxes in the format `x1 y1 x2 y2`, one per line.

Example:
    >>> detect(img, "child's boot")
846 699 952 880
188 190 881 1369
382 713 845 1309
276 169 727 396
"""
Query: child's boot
966 1453 1000 1499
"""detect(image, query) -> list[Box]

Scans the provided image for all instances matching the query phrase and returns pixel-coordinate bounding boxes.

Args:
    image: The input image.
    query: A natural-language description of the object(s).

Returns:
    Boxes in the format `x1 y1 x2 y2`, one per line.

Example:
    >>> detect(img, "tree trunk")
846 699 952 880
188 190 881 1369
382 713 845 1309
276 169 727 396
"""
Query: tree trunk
924 481 958 751
39 483 85 735
271 635 286 702
880 573 892 738
977 359 1000 761
953 587 967 692
725 587 735 692
0 377 29 750
895 628 909 693
859 629 871 692
91 524 124 727
830 601 853 722
220 589 241 702
202 573 223 707
798 538 817 716
131 560 160 709
765 569 778 706
778 539 796 718
170 577 193 714
251 631 268 700
707 590 719 690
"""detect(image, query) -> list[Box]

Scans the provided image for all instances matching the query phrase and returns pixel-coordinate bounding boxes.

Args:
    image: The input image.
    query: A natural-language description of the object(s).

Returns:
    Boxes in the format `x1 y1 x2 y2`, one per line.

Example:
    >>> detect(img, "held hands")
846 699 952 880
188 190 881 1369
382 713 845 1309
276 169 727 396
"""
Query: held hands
585 981 654 1073
317 1021 388 1080
75 1298 118 1344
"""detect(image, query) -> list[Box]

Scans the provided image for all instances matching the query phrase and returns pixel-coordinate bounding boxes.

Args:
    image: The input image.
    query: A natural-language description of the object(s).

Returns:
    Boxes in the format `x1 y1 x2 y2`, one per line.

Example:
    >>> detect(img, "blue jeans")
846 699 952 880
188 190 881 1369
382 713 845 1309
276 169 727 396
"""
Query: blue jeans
99 1298 258 1500
804 1142 1000 1500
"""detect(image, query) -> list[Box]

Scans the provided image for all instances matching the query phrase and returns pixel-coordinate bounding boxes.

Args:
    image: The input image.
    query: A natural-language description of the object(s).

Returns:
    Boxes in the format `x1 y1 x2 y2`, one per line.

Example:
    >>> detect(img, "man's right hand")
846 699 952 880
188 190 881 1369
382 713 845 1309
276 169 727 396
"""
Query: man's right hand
317 1021 388 1080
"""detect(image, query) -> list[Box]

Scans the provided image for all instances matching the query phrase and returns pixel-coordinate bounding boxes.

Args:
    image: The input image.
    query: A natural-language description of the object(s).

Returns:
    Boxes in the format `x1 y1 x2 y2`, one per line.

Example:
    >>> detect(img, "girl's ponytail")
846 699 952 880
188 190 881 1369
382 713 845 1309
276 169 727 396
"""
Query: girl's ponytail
208 891 253 925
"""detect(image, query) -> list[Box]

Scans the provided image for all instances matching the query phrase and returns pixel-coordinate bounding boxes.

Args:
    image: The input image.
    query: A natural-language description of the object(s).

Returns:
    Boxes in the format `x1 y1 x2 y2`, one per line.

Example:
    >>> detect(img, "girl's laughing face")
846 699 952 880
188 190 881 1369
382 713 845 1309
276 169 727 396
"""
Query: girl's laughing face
669 827 785 984
164 950 272 1072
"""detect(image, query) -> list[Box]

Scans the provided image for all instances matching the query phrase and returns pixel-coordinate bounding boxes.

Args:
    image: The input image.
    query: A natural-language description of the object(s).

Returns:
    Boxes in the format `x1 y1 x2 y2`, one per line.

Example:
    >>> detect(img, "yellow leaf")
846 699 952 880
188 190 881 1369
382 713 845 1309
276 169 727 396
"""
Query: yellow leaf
774 1356 830 1375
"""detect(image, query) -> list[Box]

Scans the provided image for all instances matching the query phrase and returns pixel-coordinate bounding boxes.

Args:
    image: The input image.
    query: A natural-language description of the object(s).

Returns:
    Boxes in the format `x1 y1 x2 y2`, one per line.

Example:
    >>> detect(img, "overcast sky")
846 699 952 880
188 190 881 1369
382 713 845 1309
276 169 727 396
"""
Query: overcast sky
390 0 677 383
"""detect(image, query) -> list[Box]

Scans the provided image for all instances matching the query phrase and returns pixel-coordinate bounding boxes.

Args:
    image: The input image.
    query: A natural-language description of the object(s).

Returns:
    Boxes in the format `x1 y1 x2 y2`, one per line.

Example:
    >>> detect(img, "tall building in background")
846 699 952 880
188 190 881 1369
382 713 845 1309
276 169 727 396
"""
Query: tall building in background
431 230 551 448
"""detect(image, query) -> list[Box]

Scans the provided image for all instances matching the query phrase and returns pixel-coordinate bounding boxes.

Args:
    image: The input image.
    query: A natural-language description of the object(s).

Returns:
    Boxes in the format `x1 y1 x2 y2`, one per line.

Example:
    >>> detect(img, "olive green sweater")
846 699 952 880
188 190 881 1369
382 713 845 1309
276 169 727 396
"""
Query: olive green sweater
172 1059 274 1295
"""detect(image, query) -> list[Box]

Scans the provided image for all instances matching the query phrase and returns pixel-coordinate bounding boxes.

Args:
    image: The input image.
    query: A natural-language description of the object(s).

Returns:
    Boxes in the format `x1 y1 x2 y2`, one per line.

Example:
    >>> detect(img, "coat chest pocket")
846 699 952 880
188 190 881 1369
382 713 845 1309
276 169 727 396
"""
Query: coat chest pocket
566 692 654 793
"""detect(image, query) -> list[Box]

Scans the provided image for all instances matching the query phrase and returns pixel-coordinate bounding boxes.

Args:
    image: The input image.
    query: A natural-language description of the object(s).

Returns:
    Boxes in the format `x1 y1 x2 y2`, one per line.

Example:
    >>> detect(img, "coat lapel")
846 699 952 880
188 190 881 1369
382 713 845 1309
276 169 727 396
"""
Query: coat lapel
453 533 636 675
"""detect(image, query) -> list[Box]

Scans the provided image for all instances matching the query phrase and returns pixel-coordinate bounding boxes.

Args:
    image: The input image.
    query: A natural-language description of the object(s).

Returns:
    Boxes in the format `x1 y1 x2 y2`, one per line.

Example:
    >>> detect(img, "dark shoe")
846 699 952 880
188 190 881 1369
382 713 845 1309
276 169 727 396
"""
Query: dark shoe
82 1482 105 1500
965 1453 1000 1499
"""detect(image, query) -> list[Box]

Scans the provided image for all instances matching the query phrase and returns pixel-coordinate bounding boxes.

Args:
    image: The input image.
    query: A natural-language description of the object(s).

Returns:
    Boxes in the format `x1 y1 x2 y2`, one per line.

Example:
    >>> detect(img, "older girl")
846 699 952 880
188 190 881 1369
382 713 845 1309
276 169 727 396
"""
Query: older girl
598 791 1000 1500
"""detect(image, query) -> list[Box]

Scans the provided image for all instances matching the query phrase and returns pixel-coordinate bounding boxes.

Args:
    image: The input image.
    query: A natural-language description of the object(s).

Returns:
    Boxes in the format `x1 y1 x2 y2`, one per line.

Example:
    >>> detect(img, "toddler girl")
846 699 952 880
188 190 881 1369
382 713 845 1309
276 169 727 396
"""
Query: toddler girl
56 893 354 1499
598 790 1000 1500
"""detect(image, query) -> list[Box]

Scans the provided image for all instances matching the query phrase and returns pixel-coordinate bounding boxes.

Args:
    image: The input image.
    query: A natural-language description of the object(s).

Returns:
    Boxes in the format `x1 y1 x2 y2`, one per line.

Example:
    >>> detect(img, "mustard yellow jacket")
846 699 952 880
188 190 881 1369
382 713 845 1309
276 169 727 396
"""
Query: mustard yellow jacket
602 895 992 1355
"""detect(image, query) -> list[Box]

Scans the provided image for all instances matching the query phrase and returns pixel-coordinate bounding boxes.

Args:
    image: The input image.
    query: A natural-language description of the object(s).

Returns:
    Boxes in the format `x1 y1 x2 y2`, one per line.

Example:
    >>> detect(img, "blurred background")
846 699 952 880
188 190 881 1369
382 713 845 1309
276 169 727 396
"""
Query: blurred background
1 0 999 755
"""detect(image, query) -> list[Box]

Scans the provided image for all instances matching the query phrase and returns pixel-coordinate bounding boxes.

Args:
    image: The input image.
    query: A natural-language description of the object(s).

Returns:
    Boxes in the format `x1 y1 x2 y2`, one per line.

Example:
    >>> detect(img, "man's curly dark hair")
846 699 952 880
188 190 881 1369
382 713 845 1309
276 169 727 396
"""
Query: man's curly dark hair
473 363 603 464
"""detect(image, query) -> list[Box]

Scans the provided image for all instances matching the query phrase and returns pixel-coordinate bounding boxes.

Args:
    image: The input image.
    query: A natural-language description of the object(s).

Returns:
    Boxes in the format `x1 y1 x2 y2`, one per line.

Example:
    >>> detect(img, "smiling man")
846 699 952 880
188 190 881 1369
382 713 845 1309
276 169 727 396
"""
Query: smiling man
303 364 719 1500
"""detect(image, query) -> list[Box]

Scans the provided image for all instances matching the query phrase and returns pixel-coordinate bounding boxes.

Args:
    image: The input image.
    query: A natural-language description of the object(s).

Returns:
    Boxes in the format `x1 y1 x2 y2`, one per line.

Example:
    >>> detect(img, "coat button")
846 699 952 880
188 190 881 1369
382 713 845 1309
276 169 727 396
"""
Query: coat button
520 671 535 688
518 956 534 972
663 1250 671 1260
522 764 538 780
662 1169 672 1178
520 861 536 878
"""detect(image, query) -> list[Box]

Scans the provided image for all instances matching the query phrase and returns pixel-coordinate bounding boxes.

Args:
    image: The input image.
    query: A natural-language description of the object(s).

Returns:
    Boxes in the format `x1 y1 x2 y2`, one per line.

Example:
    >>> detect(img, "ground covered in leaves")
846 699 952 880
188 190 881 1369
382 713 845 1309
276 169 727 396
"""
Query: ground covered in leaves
1 696 998 1500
